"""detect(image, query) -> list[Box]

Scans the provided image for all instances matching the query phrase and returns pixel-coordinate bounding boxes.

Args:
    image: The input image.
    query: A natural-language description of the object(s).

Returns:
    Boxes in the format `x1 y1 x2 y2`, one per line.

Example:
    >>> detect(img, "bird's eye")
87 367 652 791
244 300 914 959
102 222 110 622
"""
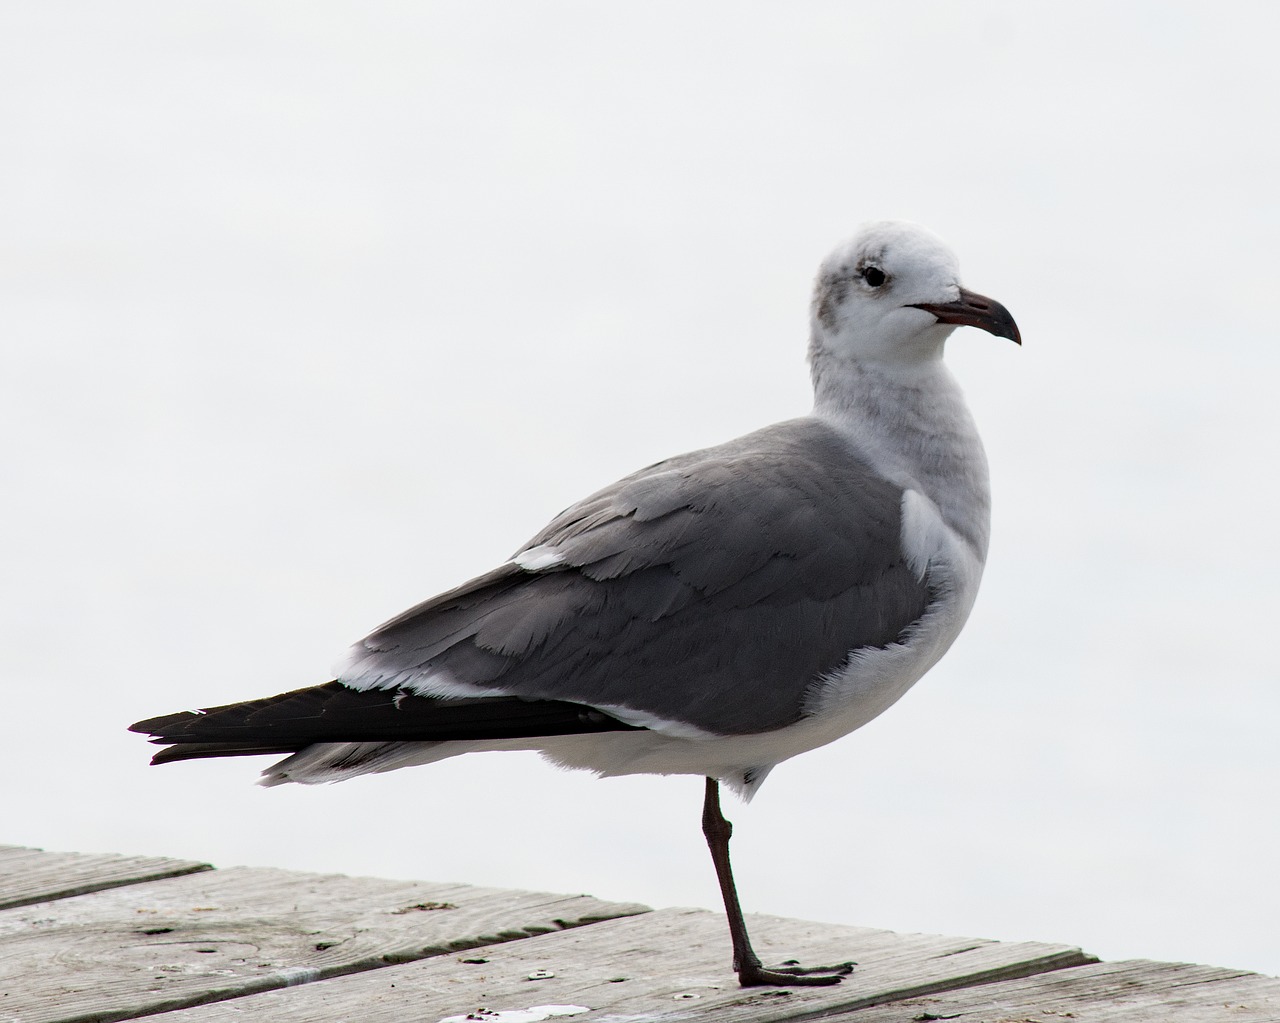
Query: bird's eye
862 266 887 288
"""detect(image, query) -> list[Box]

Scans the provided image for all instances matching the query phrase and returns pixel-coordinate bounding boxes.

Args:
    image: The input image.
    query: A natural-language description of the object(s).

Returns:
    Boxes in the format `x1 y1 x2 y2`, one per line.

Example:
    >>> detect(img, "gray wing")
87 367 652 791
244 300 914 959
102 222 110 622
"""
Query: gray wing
341 418 931 736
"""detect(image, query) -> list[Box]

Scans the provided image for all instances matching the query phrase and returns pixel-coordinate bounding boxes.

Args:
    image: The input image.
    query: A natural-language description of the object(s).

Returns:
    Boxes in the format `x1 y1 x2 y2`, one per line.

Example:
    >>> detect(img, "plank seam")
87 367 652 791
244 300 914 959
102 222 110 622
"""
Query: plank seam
43 904 650 1023
0 863 215 912
734 947 1101 1023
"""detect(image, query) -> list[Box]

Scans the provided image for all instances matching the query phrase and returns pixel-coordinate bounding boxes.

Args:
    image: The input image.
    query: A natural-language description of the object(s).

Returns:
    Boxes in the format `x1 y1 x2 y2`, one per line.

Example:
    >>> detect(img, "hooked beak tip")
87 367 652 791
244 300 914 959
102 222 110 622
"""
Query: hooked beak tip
911 287 1021 346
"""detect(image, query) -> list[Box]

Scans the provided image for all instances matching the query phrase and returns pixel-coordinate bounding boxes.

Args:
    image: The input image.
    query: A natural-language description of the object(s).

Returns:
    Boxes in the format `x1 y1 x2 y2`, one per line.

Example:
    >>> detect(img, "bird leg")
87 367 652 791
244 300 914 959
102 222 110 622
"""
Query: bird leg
701 777 854 987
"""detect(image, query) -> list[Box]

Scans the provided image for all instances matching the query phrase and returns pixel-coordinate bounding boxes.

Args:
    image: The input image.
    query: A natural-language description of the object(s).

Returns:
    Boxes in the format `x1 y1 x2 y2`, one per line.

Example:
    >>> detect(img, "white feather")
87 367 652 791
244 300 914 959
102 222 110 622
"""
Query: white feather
511 544 566 571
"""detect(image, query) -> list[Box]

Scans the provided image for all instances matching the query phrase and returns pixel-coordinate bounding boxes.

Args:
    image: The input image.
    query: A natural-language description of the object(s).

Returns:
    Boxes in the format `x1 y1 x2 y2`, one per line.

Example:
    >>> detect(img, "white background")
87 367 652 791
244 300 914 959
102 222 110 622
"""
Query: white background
2 1 1277 978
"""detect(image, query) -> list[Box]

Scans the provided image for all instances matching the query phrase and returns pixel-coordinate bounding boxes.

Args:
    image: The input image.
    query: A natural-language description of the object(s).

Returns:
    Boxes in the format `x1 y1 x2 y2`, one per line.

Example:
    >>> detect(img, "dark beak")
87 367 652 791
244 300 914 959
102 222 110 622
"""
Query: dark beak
910 287 1021 345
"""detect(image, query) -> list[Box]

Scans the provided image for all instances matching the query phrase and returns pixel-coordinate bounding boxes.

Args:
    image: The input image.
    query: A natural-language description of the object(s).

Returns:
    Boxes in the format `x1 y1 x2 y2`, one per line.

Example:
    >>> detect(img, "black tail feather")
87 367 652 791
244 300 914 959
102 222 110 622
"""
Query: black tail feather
130 681 639 765
148 742 305 766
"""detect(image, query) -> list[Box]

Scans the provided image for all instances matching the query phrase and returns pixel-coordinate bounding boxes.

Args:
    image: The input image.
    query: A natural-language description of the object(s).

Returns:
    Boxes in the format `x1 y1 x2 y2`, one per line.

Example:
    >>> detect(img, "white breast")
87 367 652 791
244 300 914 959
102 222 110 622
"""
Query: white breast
802 486 985 729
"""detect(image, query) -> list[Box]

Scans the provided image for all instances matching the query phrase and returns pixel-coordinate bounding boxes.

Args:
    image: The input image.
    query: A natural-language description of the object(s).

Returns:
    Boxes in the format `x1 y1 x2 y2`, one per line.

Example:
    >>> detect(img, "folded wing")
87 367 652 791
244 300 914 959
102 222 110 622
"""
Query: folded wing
341 418 932 737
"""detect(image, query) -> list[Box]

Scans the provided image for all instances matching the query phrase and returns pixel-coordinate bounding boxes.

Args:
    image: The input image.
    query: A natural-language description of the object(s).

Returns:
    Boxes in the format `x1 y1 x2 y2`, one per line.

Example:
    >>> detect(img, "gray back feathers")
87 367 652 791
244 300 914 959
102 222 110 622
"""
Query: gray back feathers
345 419 932 736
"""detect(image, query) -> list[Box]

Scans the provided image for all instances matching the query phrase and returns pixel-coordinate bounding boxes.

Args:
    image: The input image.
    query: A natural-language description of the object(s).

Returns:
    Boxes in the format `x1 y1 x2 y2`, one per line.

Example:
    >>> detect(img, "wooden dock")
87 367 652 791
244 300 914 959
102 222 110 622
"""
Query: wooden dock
2 844 1276 1023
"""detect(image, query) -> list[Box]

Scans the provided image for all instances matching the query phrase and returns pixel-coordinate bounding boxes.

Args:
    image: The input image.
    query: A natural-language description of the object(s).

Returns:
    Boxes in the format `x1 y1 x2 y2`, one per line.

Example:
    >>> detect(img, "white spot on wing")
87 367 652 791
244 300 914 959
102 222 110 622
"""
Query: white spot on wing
336 647 504 699
511 544 566 571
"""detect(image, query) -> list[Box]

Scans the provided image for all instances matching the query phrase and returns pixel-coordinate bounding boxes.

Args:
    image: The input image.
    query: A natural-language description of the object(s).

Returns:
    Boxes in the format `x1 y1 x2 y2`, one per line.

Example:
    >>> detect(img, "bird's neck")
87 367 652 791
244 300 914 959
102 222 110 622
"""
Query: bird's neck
810 355 991 558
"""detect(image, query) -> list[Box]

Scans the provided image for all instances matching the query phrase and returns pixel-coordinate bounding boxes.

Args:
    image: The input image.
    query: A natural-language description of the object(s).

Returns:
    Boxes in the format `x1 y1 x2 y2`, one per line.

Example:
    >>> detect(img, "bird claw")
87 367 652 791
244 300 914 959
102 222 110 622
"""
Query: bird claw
737 959 855 987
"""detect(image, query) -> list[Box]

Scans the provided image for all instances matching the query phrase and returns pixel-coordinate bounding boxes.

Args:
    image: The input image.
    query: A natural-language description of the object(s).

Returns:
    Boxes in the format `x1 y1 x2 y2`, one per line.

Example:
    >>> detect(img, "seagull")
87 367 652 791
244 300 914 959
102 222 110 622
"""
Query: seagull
131 221 1020 987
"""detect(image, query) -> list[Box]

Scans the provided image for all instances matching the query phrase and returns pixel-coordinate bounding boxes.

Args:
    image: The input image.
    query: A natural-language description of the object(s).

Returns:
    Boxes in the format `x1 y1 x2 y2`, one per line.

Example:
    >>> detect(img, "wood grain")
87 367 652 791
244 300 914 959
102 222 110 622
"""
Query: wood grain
835 957 1280 1023
0 861 647 1023
140 906 1095 1022
0 845 212 911
5 847 1271 1023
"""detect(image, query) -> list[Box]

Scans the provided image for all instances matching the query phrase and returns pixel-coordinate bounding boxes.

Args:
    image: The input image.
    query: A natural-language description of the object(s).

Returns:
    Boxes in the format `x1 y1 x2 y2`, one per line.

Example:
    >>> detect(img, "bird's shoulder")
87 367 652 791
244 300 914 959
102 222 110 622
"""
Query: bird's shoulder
517 416 908 580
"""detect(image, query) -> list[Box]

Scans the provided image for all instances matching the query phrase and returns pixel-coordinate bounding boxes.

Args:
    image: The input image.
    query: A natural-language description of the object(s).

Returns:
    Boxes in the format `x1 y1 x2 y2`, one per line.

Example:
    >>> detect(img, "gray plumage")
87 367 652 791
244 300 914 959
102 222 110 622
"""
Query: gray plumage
343 418 931 736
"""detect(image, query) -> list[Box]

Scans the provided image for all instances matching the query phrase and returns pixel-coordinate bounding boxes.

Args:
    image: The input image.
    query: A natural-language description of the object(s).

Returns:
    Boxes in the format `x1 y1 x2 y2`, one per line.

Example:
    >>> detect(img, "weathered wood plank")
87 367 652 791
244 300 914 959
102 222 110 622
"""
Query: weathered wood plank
0 863 647 1023
0 845 212 910
141 906 1095 1023
832 957 1280 1022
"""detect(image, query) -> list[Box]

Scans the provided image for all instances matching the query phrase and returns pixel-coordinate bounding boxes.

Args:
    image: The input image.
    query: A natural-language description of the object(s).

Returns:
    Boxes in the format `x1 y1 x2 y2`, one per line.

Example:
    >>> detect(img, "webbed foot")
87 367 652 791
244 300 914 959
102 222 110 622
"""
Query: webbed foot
737 958 855 987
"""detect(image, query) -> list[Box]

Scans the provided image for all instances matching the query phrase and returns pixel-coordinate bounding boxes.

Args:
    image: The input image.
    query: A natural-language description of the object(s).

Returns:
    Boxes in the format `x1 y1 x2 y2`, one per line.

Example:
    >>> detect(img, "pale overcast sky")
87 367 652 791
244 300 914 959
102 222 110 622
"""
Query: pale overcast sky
2 1 1277 977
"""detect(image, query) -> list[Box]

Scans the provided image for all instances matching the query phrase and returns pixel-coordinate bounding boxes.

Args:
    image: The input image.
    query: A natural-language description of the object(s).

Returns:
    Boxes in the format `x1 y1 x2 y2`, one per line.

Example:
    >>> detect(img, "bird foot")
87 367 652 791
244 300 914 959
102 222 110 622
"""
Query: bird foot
737 958 855 987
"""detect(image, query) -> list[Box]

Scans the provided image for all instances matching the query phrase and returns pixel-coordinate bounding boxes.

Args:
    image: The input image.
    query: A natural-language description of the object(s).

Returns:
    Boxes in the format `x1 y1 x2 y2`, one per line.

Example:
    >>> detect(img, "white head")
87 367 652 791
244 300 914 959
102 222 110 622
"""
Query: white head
809 221 1019 376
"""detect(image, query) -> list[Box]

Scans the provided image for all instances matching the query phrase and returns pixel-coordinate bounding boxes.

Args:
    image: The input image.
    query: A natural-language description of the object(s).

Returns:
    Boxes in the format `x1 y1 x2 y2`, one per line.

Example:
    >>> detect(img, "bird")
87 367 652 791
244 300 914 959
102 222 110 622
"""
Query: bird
131 220 1020 987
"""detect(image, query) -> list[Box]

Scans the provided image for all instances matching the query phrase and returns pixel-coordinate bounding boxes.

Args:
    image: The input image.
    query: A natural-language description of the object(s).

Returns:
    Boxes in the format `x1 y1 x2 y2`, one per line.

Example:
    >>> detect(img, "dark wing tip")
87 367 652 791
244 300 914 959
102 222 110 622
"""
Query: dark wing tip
149 742 301 766
131 681 643 767
129 710 200 739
